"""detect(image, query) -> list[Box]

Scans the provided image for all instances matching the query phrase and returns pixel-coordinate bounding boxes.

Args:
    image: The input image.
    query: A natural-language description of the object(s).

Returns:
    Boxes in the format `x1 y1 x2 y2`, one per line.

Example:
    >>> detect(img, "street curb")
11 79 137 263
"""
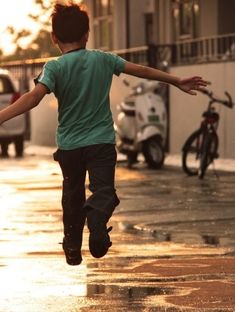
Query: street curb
24 145 235 172
118 153 235 173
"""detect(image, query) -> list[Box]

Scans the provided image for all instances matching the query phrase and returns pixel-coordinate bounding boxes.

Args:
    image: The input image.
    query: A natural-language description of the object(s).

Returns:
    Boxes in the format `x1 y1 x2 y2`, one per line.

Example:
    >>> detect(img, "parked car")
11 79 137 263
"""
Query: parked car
0 68 25 157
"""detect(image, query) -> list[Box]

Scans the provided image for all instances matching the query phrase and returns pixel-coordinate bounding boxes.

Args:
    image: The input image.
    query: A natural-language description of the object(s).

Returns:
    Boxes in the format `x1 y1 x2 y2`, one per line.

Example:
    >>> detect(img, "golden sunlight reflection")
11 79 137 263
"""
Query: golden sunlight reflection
1 260 88 297
116 167 146 181
0 185 26 229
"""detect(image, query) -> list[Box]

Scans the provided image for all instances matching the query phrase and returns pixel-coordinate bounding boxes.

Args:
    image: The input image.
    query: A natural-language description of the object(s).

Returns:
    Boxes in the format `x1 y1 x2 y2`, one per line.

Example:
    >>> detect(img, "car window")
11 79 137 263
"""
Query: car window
0 76 14 94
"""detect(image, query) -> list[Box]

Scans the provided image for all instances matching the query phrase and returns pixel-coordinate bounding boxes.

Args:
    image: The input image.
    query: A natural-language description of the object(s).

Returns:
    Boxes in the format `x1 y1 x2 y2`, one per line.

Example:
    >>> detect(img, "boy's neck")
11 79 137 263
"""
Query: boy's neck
59 42 86 54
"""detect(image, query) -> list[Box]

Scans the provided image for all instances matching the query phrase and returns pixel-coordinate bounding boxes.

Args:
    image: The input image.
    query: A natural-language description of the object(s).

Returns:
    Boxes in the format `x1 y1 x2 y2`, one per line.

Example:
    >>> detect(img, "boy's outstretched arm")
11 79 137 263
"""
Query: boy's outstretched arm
123 61 209 95
0 83 48 125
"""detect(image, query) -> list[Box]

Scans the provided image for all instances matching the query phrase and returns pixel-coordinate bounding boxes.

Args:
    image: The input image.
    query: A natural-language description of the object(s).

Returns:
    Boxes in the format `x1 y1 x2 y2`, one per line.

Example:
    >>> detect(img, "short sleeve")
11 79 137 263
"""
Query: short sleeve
104 52 126 76
113 54 126 76
37 60 59 93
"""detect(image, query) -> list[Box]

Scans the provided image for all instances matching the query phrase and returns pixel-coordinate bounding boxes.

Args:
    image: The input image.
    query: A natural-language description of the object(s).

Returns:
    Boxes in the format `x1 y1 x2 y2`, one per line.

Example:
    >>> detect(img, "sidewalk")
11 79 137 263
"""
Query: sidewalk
118 152 235 172
24 145 235 172
114 152 235 253
165 153 235 172
1 145 234 311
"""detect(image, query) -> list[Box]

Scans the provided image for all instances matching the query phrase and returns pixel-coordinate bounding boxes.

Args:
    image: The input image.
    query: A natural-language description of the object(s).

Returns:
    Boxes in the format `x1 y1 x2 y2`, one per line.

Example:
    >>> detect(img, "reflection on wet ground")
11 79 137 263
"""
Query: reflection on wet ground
115 164 235 252
0 155 235 311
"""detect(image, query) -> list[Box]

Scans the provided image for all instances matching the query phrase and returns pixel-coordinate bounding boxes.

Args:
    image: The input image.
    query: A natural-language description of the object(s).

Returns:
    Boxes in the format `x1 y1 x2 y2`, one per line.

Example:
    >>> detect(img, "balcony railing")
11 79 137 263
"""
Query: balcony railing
112 33 235 67
113 44 173 69
1 33 235 92
174 33 235 65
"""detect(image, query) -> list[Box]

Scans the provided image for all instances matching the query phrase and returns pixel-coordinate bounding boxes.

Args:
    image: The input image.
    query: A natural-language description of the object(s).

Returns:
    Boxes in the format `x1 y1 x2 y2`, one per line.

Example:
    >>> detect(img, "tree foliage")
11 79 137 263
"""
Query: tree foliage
2 0 60 61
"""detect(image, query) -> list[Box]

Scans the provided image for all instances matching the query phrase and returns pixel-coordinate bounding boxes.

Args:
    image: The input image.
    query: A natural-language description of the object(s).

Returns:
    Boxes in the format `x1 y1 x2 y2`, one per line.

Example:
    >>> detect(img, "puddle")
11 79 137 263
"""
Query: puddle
202 235 220 246
73 284 178 312
86 284 175 298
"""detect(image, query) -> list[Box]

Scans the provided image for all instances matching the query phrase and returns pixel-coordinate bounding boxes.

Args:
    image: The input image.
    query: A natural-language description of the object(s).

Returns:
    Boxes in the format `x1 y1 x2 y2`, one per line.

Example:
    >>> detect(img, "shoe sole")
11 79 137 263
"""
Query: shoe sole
89 231 112 258
62 243 82 266
65 257 82 266
87 209 112 258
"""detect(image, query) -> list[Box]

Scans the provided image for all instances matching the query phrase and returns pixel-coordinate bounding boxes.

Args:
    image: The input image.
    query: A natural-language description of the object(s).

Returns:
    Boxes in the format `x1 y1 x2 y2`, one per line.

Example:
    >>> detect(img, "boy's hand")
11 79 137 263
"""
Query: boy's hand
177 76 210 95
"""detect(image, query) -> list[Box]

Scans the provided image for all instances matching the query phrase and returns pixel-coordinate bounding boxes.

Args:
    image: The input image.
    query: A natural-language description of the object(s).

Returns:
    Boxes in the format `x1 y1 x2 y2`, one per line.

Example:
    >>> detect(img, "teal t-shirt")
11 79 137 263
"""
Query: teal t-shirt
38 49 125 150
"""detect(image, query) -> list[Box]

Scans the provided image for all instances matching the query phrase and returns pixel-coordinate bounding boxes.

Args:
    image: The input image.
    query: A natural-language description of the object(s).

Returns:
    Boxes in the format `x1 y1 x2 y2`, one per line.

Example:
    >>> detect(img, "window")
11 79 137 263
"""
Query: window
172 0 200 40
93 0 113 50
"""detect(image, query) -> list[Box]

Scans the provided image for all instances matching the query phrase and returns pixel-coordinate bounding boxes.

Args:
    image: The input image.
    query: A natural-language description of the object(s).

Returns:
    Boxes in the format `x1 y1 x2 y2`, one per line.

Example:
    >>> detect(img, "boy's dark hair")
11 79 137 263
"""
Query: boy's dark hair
51 2 89 43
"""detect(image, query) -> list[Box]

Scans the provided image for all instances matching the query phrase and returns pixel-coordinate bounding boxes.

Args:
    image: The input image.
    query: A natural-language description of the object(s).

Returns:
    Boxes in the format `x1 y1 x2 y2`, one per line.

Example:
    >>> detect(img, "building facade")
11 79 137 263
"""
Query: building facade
2 0 234 158
84 0 235 50
83 0 235 159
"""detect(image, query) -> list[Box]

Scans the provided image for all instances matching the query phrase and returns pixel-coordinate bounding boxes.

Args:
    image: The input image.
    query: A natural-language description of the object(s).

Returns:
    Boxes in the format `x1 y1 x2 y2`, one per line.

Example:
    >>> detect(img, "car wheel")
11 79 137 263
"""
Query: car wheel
14 135 24 157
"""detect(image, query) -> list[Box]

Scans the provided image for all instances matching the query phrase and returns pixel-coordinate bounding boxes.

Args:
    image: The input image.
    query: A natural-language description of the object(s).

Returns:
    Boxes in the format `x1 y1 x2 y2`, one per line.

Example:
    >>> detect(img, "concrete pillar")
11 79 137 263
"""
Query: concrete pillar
199 0 218 37
158 0 172 44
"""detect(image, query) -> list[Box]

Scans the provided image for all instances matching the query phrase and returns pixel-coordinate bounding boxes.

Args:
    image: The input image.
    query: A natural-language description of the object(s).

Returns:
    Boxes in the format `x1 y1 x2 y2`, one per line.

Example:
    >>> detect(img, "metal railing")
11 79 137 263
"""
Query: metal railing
1 33 235 91
113 44 173 69
0 57 54 92
113 46 148 65
113 33 235 67
0 45 172 91
174 33 235 65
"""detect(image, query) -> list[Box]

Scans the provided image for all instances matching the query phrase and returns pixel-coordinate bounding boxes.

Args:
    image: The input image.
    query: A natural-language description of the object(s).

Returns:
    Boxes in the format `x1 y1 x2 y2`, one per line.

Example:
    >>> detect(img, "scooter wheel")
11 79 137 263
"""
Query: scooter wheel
143 136 165 169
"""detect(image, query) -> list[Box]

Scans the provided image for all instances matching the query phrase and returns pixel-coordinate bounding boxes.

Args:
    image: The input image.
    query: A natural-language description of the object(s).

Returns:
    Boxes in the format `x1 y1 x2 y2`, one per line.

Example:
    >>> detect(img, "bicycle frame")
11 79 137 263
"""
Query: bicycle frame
182 89 233 179
200 102 219 149
201 100 219 130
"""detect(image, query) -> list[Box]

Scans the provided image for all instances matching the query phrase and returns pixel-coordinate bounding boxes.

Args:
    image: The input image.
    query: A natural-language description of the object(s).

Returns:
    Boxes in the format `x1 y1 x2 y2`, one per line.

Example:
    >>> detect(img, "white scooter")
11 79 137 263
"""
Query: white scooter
115 79 168 169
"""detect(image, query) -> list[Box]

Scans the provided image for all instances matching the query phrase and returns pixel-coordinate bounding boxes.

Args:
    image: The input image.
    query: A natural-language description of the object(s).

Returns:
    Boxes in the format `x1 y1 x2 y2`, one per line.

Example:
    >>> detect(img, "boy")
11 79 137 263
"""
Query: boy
0 3 208 265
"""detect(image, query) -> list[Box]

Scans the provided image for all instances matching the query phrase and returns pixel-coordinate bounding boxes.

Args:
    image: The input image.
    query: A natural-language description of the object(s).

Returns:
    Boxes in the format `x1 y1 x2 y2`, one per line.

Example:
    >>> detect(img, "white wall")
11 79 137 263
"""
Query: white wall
169 61 235 159
29 80 57 146
28 61 235 160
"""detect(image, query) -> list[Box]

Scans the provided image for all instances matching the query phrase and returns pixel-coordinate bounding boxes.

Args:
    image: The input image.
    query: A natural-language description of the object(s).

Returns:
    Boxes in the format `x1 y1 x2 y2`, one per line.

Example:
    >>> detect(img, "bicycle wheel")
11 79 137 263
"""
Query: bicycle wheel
198 132 218 179
182 129 203 176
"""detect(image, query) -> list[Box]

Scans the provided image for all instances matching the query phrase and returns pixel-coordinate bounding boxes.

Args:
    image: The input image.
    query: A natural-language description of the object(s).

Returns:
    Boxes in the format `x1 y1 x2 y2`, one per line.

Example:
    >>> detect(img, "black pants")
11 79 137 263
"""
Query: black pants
54 144 120 248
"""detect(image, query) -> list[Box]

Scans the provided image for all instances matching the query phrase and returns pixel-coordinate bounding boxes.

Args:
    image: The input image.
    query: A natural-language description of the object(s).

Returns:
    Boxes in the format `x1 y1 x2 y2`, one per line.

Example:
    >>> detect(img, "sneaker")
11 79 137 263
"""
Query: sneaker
87 209 112 258
62 238 82 266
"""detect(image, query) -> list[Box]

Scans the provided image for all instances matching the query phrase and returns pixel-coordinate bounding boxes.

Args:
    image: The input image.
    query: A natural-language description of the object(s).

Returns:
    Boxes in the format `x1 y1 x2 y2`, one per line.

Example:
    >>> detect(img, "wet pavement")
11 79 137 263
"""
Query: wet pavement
0 146 235 312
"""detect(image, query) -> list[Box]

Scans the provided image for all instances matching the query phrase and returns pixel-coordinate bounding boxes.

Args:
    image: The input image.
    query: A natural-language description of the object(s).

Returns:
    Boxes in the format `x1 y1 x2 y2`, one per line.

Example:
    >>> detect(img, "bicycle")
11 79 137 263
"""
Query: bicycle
182 89 234 179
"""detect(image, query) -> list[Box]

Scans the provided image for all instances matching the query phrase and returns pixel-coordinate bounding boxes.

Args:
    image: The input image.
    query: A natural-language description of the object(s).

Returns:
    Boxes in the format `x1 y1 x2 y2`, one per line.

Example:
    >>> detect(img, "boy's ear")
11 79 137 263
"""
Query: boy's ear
51 32 58 44
84 31 89 42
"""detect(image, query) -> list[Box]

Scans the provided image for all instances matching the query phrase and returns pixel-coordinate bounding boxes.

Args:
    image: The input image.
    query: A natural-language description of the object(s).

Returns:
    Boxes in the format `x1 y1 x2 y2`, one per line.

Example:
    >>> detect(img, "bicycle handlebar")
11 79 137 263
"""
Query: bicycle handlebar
224 91 233 108
200 89 234 109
